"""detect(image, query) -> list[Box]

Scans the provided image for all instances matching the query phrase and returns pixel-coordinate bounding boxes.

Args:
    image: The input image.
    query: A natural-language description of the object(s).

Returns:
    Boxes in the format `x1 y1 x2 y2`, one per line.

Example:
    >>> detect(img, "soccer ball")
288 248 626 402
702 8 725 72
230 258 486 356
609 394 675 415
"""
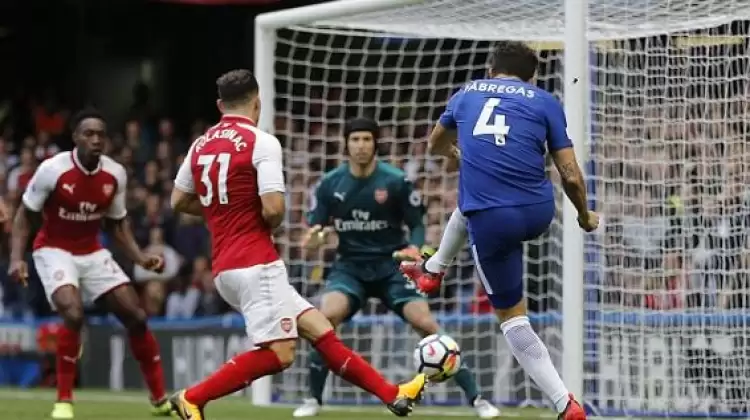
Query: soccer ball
413 334 462 382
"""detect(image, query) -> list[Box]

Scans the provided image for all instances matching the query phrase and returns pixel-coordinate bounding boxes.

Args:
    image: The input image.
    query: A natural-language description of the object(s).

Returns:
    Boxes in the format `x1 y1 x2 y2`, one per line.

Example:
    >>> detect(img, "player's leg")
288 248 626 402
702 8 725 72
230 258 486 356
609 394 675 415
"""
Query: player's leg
296 306 428 417
88 250 170 416
384 277 499 419
401 207 468 293
294 270 363 417
171 262 298 420
425 207 468 273
467 203 584 420
33 248 84 420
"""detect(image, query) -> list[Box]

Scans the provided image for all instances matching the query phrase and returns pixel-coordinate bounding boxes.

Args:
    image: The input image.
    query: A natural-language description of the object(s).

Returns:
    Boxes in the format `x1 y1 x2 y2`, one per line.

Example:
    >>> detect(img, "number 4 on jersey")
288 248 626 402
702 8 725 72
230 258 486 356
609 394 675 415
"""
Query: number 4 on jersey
473 98 510 146
197 153 231 206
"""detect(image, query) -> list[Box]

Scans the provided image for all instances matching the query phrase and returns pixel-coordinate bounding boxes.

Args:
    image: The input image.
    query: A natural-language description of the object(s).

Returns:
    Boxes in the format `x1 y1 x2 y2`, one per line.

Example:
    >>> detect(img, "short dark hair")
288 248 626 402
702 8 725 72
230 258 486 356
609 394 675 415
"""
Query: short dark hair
70 108 106 132
216 69 259 105
488 41 539 82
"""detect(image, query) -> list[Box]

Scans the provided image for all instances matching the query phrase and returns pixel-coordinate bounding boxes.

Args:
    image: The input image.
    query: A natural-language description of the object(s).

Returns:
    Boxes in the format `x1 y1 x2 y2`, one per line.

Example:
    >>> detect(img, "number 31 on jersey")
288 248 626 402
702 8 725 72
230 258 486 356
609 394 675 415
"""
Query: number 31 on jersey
197 153 231 206
473 98 510 146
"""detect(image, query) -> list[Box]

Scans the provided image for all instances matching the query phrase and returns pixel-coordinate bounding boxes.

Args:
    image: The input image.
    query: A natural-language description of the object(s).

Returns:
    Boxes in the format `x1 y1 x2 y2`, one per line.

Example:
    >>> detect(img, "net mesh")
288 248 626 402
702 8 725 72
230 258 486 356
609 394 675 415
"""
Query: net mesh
264 0 750 416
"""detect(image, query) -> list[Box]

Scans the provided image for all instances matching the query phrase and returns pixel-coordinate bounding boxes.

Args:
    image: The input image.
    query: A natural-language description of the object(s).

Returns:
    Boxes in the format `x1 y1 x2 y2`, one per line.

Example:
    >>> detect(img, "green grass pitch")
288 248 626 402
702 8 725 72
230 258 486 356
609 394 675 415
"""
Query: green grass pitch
0 388 558 420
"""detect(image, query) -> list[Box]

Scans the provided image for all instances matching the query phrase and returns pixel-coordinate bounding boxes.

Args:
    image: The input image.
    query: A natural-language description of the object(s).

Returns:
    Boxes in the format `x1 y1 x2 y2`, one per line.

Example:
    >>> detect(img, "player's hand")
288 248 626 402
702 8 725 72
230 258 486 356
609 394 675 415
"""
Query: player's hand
392 245 422 262
577 210 600 232
302 225 332 250
8 260 28 287
139 254 165 273
445 146 461 172
0 198 10 223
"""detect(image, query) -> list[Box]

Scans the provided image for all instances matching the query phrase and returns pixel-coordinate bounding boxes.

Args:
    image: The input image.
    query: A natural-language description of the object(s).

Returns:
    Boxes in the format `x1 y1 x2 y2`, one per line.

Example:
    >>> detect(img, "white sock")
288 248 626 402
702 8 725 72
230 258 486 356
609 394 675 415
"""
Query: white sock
501 316 570 413
425 207 468 273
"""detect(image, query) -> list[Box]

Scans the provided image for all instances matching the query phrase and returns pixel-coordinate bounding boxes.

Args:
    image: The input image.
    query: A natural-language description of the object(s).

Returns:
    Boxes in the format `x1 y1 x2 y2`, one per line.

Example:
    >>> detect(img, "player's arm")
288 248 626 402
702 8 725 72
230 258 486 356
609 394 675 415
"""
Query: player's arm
254 133 286 229
9 162 51 284
11 163 51 258
103 168 163 271
170 147 204 217
303 179 333 250
0 197 10 223
428 89 462 158
545 97 597 231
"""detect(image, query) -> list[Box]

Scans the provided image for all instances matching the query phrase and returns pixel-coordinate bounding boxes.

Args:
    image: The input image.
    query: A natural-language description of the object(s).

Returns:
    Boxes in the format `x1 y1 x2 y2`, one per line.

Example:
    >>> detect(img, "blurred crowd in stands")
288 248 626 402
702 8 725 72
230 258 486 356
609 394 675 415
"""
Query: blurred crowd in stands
0 94 476 320
2 75 750 321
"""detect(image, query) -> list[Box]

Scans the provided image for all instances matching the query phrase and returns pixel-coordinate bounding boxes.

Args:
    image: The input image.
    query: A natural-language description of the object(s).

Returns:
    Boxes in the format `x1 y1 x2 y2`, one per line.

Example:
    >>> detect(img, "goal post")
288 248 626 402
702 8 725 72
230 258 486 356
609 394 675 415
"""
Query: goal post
254 0 750 416
254 0 588 407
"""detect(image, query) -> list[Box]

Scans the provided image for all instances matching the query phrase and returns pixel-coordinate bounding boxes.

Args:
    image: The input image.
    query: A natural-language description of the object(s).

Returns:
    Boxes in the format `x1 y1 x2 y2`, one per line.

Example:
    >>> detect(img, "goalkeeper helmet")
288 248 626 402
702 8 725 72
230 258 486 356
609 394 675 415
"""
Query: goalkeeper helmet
344 117 379 156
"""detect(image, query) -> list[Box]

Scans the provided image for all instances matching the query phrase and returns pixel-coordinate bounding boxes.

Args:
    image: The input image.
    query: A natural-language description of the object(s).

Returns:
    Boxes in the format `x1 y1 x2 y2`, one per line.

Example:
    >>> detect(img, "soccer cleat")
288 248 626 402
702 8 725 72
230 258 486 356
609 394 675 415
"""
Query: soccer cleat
558 394 586 420
387 373 428 417
151 397 174 417
292 398 322 417
170 390 204 420
400 260 444 295
472 397 501 419
50 401 74 419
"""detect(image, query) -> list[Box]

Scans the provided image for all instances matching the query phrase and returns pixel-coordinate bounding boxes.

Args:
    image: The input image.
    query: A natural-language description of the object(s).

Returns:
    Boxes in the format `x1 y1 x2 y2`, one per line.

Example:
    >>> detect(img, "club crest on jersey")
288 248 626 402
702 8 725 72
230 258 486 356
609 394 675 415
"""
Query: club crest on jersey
102 184 114 197
374 188 388 204
280 317 293 333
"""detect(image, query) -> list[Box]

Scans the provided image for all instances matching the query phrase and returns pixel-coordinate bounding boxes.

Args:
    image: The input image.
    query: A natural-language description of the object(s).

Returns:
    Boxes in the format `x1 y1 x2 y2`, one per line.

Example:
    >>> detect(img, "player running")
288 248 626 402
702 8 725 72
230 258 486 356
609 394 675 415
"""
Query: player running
294 117 500 419
8 109 171 419
168 69 427 420
401 41 599 420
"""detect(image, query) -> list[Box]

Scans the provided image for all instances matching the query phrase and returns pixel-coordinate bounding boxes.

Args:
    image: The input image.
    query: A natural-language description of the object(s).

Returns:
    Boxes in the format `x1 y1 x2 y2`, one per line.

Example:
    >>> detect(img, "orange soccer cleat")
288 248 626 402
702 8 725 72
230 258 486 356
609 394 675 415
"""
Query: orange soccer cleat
558 394 586 420
399 260 444 295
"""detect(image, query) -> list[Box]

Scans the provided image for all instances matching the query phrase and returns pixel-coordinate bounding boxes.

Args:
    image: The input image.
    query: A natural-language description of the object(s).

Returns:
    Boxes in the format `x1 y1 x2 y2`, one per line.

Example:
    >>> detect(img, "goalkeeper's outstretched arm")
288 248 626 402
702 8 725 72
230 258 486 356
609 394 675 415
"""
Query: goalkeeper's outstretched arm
303 180 333 250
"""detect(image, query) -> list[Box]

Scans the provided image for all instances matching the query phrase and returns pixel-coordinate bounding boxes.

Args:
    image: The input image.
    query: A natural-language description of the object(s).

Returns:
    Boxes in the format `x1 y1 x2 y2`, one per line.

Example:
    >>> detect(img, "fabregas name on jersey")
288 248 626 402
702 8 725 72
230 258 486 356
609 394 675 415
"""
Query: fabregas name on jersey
463 81 536 98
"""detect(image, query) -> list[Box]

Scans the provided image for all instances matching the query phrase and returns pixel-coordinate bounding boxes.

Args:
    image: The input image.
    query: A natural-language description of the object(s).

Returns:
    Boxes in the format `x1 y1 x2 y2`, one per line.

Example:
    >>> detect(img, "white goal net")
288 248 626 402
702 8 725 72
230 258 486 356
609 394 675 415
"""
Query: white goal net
259 0 750 416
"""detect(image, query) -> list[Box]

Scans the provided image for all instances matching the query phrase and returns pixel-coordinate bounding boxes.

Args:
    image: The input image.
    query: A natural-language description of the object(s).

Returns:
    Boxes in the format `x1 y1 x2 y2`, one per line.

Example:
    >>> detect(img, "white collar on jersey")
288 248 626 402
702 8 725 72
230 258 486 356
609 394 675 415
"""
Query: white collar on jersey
221 114 256 125
71 148 102 175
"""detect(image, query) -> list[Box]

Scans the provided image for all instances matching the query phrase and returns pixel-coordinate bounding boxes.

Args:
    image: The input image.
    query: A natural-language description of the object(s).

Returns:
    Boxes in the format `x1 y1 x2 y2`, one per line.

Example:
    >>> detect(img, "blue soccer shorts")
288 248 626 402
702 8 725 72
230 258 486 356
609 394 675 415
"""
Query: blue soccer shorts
466 200 555 309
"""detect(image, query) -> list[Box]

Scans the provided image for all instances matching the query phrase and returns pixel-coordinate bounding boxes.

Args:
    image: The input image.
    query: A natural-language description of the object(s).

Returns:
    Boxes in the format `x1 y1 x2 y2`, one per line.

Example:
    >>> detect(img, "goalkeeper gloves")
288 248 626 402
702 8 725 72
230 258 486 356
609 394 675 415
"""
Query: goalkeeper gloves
392 245 436 262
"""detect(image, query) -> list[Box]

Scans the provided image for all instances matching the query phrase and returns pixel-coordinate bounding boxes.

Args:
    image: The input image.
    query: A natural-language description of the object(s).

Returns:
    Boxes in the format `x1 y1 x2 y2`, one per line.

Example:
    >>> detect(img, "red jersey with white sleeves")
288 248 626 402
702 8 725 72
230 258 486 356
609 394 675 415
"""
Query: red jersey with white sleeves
22 150 127 255
174 114 285 276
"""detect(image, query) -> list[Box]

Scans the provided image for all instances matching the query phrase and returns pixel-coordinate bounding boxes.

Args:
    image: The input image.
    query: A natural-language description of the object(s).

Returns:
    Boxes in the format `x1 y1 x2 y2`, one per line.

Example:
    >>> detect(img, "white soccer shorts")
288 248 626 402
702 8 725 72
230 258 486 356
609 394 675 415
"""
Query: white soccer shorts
214 259 313 345
32 247 131 308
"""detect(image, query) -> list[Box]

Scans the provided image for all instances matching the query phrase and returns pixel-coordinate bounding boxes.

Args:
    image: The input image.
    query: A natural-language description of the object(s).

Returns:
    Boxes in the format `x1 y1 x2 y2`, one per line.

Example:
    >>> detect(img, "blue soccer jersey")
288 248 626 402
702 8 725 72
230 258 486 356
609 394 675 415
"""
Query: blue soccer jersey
438 77 572 213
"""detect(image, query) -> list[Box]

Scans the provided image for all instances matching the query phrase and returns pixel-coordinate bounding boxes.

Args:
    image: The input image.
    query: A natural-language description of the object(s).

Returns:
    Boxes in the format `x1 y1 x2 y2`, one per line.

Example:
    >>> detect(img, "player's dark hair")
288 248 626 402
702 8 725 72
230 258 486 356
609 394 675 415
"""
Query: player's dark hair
216 69 259 105
488 41 539 82
344 117 379 140
70 108 106 132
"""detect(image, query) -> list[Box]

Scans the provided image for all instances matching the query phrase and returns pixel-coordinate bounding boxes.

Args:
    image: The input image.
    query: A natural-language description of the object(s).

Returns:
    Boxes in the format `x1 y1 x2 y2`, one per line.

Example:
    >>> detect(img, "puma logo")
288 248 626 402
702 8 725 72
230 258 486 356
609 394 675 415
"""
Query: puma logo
62 183 75 194
333 192 345 201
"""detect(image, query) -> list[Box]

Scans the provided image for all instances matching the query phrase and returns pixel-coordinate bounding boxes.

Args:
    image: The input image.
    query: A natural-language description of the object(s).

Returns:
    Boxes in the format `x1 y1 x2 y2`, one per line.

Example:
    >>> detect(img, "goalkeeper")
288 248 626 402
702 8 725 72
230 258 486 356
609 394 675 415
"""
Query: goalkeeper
295 117 500 419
